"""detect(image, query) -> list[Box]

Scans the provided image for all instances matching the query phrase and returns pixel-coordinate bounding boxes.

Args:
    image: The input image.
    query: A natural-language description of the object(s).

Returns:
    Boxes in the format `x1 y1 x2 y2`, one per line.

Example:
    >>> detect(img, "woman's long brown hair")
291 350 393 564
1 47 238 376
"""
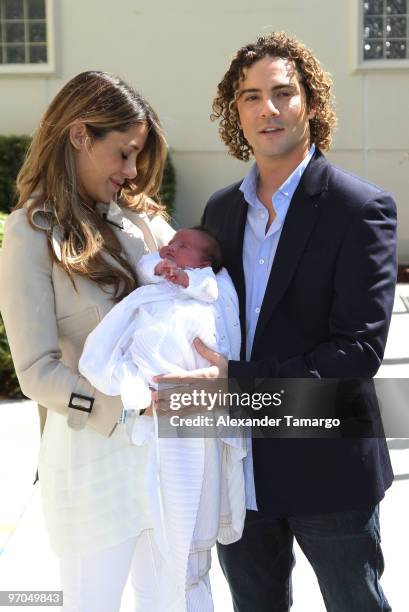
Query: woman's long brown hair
16 71 168 301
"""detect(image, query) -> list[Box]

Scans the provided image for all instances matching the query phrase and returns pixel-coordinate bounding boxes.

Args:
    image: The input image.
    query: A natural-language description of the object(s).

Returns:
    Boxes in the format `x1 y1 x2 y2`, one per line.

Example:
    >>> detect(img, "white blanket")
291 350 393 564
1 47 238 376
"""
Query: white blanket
79 258 246 611
80 258 241 410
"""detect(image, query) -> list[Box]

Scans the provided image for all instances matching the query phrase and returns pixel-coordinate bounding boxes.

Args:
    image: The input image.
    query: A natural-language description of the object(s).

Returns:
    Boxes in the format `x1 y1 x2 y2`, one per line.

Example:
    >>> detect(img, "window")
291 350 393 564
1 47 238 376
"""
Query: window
0 0 54 73
361 0 409 65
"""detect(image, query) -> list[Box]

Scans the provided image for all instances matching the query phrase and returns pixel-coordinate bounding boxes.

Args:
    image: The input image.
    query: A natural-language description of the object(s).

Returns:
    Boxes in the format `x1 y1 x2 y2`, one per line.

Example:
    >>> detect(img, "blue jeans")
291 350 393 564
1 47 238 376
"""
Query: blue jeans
216 505 390 612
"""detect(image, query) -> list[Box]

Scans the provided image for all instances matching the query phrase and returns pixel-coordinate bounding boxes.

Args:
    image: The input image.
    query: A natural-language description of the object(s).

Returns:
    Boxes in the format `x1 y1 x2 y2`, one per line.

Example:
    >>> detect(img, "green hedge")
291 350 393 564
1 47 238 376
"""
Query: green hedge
0 136 31 214
0 135 176 214
0 320 22 398
0 136 176 398
0 212 23 398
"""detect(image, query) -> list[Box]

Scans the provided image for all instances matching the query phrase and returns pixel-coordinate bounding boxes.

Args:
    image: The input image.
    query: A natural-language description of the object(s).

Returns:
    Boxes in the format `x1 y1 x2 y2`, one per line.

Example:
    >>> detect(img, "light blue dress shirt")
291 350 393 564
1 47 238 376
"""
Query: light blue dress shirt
239 144 316 510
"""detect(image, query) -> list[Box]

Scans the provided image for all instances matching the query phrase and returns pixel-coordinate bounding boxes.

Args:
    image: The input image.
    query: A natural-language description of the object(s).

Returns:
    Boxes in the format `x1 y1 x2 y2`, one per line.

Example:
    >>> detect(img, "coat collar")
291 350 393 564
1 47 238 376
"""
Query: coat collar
30 198 158 264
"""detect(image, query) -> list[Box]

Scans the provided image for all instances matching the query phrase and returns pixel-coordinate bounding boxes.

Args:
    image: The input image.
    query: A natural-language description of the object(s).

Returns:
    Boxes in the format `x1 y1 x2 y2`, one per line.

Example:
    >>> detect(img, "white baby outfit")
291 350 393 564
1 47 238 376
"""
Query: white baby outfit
79 253 246 611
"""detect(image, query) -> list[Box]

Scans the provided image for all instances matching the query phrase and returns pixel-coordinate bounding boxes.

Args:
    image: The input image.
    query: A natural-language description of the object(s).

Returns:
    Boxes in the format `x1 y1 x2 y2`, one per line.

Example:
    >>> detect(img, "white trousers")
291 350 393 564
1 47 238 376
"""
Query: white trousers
60 528 213 612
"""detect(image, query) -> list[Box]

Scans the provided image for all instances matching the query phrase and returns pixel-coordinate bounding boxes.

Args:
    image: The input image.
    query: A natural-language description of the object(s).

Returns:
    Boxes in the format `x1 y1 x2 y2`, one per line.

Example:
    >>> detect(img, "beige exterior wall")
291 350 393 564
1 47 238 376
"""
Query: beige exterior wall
1 0 408 260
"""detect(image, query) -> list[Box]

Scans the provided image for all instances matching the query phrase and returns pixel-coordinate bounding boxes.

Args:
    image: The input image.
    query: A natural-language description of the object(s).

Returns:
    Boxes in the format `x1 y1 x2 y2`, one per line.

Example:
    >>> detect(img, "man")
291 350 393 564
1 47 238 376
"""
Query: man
199 32 396 611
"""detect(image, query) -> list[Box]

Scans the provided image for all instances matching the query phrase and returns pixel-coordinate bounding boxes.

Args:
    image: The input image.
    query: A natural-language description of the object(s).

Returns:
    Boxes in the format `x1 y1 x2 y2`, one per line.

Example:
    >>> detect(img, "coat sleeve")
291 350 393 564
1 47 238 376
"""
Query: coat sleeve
0 210 114 422
228 192 397 379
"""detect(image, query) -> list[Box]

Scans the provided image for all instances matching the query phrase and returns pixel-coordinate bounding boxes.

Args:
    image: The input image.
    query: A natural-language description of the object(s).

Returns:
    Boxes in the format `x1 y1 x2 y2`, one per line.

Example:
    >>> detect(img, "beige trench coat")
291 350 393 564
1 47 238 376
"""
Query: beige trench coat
0 200 174 436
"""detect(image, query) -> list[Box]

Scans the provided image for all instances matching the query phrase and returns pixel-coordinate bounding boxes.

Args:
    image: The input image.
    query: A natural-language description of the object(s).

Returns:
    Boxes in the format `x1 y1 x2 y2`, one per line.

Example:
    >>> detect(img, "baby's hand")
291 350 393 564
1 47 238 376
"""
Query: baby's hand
154 258 178 277
166 268 189 287
154 259 189 288
154 259 170 277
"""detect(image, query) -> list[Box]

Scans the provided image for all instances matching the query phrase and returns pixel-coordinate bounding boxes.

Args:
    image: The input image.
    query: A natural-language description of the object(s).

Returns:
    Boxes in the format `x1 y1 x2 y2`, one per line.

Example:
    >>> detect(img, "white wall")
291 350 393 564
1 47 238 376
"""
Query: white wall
1 0 408 259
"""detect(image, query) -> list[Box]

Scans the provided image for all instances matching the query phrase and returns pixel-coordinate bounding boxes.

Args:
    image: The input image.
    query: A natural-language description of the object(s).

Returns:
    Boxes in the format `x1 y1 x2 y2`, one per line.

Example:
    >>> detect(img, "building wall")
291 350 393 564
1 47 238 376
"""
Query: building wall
1 0 408 259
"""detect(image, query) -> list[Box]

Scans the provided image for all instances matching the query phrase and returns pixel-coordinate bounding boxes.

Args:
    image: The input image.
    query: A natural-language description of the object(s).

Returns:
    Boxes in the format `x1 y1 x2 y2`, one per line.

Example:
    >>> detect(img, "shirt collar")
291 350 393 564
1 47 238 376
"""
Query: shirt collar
239 143 316 208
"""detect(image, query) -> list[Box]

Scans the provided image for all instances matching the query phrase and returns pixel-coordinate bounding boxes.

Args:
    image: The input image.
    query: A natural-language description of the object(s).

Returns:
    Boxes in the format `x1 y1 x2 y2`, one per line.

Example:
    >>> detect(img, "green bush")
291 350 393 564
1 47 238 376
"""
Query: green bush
0 135 176 214
0 318 23 398
0 212 23 398
0 135 31 214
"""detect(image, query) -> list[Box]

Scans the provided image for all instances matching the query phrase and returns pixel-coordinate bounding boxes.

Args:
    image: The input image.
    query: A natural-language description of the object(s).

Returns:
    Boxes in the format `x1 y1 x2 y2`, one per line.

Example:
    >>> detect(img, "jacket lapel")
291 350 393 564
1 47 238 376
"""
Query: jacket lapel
223 192 247 298
101 200 155 270
221 190 248 358
252 151 330 354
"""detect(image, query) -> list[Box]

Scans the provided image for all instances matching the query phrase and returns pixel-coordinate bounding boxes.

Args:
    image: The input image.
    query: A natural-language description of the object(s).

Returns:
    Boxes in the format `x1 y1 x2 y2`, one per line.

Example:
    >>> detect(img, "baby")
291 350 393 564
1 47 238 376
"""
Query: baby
154 226 221 287
79 226 246 612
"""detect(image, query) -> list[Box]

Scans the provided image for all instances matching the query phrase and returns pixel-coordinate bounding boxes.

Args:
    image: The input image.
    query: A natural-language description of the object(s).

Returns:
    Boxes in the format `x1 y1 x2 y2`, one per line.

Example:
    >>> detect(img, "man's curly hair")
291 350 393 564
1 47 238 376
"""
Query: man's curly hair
211 32 337 161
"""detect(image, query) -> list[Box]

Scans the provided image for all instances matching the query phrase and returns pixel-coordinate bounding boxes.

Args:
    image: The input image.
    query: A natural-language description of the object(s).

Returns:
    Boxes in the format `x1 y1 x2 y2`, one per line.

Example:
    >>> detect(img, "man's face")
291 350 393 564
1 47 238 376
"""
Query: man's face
235 56 315 165
159 229 211 269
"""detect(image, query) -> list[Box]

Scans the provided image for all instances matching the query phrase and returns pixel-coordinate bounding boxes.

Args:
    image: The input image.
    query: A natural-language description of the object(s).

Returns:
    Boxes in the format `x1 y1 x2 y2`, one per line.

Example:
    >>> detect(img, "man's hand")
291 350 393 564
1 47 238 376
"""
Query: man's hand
154 338 228 382
193 338 228 377
151 338 228 405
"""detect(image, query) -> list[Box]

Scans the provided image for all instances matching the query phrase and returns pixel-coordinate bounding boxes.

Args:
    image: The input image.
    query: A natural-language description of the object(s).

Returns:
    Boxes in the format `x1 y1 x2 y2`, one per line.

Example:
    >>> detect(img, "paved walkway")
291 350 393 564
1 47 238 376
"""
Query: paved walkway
0 285 408 611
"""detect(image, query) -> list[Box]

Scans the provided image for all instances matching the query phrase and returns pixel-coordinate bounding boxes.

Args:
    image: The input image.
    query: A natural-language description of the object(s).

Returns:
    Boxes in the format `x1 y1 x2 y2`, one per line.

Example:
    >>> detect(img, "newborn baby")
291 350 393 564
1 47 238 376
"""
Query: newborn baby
154 227 219 287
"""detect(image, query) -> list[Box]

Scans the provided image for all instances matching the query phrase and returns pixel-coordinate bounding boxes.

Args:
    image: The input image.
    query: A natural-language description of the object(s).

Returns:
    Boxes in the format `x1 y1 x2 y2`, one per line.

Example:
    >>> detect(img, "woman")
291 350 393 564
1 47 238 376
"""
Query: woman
0 71 175 611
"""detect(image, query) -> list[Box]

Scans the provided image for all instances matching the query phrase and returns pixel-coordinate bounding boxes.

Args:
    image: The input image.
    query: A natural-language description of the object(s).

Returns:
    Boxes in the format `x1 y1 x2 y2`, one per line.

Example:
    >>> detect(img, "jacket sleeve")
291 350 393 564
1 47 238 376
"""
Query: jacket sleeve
0 210 114 423
229 192 397 379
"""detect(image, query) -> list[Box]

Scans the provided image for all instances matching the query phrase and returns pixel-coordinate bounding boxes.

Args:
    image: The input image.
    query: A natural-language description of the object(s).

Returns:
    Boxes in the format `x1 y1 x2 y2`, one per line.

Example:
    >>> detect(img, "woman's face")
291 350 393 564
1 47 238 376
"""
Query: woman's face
72 123 149 205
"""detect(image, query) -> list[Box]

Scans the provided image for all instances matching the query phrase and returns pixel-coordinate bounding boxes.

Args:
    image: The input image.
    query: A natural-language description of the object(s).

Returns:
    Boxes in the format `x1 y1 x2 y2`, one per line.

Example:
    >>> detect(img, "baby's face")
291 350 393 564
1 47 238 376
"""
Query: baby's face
159 229 211 269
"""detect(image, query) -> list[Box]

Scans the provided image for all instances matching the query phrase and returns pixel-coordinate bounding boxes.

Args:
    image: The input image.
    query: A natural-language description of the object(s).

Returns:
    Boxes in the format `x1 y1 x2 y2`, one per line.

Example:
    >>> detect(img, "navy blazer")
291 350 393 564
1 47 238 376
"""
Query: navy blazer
202 149 397 517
